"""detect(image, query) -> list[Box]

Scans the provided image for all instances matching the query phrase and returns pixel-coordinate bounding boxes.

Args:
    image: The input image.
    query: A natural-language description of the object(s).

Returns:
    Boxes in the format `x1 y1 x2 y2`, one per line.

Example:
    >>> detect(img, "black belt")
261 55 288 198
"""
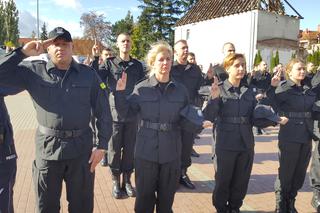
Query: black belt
38 125 89 138
279 112 312 119
220 116 250 124
140 120 176 132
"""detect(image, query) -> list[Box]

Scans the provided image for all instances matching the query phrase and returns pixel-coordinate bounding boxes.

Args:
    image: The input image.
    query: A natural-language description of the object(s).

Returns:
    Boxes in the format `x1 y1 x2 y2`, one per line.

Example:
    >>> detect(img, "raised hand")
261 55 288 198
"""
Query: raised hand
271 70 282 87
92 39 99 57
116 72 127 91
210 76 220 99
207 63 214 80
21 38 53 57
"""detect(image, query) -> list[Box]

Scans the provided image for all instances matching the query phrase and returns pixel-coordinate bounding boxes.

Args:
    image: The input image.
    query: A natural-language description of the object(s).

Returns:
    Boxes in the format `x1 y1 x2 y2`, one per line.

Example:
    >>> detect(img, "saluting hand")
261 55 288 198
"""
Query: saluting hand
21 38 53 57
271 70 282 87
116 72 127 91
278 116 289 125
210 76 220 99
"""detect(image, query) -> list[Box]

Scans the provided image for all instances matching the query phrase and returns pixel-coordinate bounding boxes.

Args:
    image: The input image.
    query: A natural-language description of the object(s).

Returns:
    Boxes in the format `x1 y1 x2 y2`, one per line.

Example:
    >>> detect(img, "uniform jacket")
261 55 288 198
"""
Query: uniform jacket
203 80 256 151
267 79 317 144
114 75 191 164
171 61 204 105
0 48 113 160
0 87 22 163
97 56 145 122
250 70 271 93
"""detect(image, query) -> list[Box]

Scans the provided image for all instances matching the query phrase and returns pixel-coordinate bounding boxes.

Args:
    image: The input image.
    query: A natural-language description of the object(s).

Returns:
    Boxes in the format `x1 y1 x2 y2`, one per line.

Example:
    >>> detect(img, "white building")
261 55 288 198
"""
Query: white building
174 0 301 71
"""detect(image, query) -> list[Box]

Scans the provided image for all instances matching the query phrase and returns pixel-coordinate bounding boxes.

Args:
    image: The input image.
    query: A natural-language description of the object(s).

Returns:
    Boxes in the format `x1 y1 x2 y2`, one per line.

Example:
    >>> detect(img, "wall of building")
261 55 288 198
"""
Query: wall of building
174 10 300 72
174 10 258 72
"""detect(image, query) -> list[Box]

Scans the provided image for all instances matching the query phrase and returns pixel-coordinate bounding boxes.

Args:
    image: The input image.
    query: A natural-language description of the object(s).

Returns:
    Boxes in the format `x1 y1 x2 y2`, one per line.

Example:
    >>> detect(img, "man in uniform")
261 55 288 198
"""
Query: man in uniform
97 33 145 198
171 40 204 189
0 27 112 213
0 87 22 213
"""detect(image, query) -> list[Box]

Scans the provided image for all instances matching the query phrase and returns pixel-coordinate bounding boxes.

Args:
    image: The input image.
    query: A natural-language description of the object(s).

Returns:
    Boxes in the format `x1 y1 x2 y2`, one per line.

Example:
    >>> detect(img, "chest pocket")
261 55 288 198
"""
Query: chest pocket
35 80 58 104
69 82 91 105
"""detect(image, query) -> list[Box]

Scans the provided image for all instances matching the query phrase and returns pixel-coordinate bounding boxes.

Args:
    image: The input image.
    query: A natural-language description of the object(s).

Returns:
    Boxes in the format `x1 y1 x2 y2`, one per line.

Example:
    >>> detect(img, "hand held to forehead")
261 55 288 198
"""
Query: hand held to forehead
22 38 54 57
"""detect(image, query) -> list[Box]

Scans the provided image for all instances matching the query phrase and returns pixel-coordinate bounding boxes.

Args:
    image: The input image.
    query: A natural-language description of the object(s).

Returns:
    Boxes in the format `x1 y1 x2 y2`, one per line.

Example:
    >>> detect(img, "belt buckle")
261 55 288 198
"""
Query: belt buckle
240 117 246 124
159 123 168 131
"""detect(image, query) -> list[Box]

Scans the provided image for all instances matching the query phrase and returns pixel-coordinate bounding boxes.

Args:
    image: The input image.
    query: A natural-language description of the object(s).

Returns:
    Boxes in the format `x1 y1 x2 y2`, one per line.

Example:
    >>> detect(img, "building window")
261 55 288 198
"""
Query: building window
186 29 190 40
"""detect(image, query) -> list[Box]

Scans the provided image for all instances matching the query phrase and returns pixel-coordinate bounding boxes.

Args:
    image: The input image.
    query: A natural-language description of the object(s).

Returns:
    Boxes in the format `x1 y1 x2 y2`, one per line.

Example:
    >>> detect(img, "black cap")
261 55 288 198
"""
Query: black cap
180 105 204 133
48 27 72 42
253 104 280 128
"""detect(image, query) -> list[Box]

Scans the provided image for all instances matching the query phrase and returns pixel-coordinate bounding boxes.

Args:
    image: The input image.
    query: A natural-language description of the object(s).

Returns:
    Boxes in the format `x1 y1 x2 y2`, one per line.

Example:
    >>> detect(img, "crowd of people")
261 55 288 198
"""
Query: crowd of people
0 26 320 213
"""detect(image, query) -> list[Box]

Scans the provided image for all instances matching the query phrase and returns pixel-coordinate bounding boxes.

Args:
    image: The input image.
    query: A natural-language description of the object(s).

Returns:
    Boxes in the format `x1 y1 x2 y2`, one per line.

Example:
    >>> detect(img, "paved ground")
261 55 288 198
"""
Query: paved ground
5 91 316 212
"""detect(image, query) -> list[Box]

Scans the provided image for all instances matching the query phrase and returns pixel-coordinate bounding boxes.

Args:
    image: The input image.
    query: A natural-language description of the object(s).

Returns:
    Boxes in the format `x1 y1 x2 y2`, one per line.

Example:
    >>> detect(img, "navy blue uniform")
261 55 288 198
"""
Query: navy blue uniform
0 48 112 213
97 56 145 175
0 87 22 213
115 75 193 212
203 80 256 212
267 79 317 210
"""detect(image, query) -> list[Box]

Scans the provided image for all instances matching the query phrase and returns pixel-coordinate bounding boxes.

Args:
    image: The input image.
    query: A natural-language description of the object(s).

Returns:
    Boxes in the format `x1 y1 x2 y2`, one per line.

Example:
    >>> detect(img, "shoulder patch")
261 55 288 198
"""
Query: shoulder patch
100 82 107 90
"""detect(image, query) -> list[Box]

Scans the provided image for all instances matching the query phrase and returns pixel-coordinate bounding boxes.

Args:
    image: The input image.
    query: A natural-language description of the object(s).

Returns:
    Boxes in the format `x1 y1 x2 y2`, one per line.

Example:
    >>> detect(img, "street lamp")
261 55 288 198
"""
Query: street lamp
37 0 39 39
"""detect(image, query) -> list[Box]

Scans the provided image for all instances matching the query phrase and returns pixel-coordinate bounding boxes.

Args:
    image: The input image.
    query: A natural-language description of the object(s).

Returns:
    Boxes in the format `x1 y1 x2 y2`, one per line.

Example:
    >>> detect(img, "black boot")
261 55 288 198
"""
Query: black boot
311 190 320 213
179 168 195 189
288 198 298 213
111 174 121 199
275 193 287 213
122 173 135 197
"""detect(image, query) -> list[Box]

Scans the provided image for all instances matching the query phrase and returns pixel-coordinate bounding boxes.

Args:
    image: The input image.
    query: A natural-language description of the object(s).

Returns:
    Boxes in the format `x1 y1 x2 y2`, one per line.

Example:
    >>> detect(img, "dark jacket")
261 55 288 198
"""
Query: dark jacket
0 87 22 163
171 61 203 105
250 70 271 93
97 56 145 122
0 48 113 160
267 79 317 144
114 75 192 164
203 80 256 151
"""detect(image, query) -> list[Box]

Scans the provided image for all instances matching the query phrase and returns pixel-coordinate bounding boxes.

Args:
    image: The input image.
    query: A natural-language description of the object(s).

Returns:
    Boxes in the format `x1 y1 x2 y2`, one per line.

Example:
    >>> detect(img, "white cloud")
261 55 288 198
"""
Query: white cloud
18 10 83 38
52 0 82 10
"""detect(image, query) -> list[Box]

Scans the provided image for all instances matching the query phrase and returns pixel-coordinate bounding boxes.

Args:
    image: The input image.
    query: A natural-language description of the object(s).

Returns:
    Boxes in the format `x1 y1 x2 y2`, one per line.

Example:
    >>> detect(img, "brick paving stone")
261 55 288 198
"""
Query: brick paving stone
5 92 316 212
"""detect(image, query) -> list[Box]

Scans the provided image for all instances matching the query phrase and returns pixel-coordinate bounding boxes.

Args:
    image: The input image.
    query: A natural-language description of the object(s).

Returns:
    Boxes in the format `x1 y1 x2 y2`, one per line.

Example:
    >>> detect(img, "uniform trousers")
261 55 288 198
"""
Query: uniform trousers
213 148 254 211
0 159 16 213
32 154 94 213
181 130 194 169
134 158 180 213
310 140 320 191
274 142 311 199
108 121 137 175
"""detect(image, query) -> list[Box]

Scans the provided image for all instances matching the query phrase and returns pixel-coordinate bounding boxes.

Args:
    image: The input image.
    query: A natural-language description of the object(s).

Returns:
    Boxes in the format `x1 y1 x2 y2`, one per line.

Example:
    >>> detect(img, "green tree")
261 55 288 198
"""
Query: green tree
0 0 5 44
139 0 184 45
254 50 262 66
131 9 157 59
270 52 276 72
40 22 48 40
111 11 134 43
275 50 280 65
3 0 19 46
180 0 199 13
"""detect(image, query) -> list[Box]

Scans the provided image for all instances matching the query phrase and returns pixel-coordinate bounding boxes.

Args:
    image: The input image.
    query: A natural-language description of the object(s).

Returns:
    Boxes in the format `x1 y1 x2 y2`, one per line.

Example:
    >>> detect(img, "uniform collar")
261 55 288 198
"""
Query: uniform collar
149 74 177 88
224 79 247 94
46 59 80 72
